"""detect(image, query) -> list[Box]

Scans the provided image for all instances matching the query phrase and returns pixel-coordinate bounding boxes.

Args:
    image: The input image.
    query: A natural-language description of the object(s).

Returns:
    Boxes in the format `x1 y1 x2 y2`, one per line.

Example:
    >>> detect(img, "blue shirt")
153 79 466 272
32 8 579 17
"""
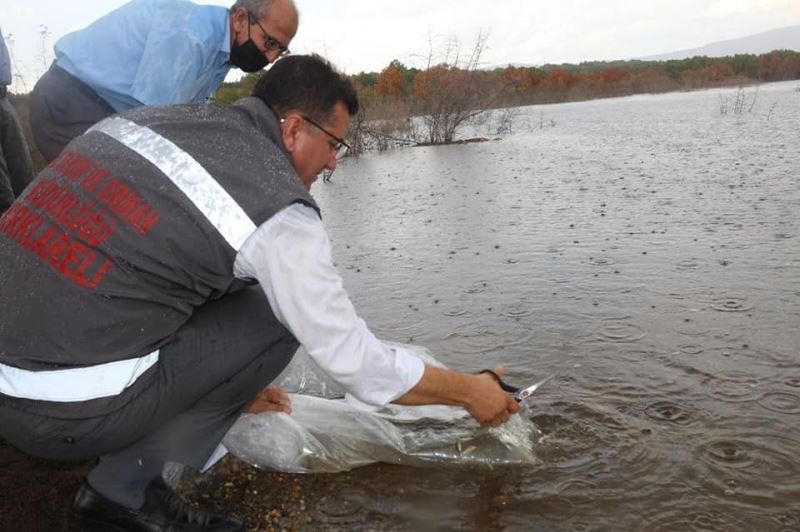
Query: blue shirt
0 30 11 86
54 0 231 112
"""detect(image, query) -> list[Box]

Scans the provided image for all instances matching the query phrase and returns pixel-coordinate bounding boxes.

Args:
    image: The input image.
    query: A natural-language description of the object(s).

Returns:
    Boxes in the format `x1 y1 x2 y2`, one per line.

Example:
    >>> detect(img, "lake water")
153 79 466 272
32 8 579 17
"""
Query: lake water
300 81 800 530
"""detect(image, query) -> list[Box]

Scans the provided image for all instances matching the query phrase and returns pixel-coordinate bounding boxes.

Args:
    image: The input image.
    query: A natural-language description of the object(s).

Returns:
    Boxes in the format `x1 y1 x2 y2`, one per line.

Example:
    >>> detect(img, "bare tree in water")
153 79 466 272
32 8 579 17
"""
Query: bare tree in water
38 25 53 77
3 32 29 93
412 31 501 144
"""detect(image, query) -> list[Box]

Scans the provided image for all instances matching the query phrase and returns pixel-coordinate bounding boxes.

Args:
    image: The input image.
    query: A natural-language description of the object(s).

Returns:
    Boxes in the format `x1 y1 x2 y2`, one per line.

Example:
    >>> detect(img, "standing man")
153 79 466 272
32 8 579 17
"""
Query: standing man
28 0 299 163
0 55 518 531
0 29 33 214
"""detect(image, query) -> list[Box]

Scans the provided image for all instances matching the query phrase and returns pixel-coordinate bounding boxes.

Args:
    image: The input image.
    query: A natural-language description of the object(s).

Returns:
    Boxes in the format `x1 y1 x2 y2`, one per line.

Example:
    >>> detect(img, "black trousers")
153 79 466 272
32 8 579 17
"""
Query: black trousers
28 63 116 163
0 93 33 213
0 286 298 471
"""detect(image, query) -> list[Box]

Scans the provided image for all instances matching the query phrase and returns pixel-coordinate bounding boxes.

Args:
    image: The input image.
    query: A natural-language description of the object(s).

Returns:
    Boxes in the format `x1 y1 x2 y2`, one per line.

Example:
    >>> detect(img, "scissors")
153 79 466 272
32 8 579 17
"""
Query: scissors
514 375 554 402
479 370 554 402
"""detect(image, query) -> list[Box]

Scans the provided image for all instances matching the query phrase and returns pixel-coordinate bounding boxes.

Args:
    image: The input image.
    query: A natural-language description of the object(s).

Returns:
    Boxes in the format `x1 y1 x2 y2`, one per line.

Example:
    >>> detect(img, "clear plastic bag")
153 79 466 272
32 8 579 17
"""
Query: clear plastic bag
223 343 541 473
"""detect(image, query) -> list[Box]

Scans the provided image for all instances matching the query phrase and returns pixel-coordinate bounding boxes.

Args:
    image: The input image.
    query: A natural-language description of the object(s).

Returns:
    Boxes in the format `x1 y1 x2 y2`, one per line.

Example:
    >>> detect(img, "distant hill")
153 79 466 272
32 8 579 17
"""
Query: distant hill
641 25 800 61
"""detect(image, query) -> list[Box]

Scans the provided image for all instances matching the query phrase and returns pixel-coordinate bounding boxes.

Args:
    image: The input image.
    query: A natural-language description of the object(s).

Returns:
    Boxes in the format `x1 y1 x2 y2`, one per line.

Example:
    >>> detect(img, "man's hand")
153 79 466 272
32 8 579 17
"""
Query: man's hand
464 367 520 427
246 386 292 414
394 364 520 427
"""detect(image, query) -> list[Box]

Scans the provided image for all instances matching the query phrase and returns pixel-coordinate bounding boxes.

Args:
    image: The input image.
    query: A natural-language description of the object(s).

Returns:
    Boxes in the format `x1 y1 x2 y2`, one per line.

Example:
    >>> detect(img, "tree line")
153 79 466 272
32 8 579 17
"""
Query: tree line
354 49 800 106
12 48 800 170
213 48 800 150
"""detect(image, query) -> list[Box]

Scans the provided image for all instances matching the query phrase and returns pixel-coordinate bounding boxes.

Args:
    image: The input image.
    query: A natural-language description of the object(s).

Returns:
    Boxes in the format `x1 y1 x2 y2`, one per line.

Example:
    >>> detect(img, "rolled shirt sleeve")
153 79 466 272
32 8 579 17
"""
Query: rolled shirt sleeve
233 203 425 408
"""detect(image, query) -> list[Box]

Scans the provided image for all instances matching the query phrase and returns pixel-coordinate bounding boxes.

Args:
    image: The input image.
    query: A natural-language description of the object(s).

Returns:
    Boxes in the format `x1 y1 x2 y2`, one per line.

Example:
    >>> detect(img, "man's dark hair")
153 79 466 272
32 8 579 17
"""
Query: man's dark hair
252 54 359 124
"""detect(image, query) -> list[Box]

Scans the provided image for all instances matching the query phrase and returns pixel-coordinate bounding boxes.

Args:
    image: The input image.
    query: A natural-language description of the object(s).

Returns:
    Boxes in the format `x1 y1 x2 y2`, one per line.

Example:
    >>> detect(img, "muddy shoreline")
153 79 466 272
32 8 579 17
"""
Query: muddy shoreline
0 440 362 531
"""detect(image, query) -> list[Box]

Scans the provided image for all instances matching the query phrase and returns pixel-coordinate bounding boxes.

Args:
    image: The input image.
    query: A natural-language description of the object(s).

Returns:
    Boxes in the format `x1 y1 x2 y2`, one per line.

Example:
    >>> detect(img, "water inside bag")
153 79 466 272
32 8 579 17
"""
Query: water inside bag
223 343 541 473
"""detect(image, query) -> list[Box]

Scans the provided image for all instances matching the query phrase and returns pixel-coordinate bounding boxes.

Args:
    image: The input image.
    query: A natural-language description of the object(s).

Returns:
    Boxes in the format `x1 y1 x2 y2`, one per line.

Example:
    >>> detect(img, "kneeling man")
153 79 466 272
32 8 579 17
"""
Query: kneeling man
0 55 517 531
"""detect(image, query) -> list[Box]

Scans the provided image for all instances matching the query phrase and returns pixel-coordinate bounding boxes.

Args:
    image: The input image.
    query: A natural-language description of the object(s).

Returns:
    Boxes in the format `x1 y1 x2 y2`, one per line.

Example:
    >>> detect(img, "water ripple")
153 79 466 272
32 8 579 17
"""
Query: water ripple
529 494 575 522
555 478 600 496
675 258 700 270
617 349 662 364
443 323 537 355
589 256 616 266
530 401 627 476
707 372 760 404
758 391 800 415
678 344 703 355
710 296 753 313
499 304 536 319
594 317 646 343
464 280 490 294
703 439 753 467
675 326 712 337
638 506 733 532
441 307 470 317
695 432 800 486
785 377 800 388
644 401 695 425
759 348 799 367
773 511 800 529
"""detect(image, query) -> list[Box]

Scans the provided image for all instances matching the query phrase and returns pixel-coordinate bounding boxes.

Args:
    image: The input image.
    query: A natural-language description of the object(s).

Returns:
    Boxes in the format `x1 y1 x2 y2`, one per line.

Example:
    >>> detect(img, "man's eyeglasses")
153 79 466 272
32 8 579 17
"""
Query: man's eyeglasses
248 13 290 57
301 115 351 159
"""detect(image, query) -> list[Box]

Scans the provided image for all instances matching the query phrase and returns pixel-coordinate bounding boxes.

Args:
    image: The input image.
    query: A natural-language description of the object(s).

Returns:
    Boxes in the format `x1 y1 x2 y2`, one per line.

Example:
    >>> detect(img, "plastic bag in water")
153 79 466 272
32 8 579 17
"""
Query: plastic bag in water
222 342 541 473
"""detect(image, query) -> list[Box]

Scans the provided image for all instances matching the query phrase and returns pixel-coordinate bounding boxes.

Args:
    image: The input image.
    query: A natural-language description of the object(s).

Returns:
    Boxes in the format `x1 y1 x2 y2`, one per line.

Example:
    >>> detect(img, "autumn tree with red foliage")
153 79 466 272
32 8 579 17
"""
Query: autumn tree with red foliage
591 68 630 85
500 66 540 93
543 68 579 89
377 60 406 99
758 50 800 81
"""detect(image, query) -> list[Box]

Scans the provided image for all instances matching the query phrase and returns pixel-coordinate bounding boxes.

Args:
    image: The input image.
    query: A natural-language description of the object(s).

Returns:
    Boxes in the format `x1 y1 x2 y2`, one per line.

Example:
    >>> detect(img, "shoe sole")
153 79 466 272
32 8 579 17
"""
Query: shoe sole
69 513 131 532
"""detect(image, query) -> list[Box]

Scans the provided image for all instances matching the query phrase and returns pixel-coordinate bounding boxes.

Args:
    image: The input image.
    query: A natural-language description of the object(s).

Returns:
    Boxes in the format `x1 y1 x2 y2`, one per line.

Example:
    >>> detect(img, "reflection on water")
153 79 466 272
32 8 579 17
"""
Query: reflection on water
297 82 800 529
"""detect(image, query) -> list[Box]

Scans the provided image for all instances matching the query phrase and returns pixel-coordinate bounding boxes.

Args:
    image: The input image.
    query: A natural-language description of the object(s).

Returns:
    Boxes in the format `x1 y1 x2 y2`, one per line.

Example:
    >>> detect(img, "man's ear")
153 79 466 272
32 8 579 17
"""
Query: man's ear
230 7 248 36
281 114 304 153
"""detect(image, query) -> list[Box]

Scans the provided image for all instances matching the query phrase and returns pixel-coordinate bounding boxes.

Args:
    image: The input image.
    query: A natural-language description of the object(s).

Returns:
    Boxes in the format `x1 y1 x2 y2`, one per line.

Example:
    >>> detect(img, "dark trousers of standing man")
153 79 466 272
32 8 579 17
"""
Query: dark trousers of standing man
28 63 116 163
0 286 298 509
0 85 33 214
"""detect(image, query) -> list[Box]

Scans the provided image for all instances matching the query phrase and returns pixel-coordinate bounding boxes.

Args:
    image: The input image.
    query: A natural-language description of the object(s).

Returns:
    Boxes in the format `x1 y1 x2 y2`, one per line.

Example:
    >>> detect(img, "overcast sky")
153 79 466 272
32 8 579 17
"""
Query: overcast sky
2 0 799 92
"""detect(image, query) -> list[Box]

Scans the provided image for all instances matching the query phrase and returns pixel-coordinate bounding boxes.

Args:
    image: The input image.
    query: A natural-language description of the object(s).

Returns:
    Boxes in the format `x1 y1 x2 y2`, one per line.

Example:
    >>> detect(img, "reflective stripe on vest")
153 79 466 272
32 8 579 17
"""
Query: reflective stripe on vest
90 116 257 249
0 351 159 402
0 118 258 402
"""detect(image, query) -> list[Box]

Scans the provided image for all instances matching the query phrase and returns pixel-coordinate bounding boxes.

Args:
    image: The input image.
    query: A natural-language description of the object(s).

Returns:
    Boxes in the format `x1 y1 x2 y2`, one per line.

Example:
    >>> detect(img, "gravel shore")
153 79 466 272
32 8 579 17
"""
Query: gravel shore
0 440 371 532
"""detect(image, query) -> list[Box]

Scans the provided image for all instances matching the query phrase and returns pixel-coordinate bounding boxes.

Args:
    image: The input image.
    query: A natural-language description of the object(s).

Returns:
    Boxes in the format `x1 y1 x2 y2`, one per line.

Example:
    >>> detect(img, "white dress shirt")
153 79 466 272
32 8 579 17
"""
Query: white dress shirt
233 203 425 409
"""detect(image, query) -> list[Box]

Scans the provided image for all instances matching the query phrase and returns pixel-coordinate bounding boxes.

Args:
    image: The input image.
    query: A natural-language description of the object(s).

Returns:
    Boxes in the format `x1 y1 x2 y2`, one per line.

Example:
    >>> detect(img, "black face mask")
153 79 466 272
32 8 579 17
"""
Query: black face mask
230 23 269 73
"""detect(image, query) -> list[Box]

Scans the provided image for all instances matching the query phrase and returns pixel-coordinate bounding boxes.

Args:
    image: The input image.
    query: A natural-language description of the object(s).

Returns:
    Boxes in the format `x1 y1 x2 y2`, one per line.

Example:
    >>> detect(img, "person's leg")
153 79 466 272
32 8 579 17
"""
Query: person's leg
0 285 298 510
84 286 299 509
0 97 33 199
0 98 18 212
28 64 115 162
87 335 296 506
0 141 14 212
0 286 296 460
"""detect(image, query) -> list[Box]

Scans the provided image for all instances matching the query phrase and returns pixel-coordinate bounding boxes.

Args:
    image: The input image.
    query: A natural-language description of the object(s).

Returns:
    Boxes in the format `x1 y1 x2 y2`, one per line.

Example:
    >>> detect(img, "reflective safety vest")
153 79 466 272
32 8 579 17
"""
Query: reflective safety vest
0 97 317 415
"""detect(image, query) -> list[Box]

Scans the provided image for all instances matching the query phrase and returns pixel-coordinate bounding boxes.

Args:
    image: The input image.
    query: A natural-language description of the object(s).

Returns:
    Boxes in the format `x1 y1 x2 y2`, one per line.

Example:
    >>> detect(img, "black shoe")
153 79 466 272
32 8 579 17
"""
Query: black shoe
69 477 245 531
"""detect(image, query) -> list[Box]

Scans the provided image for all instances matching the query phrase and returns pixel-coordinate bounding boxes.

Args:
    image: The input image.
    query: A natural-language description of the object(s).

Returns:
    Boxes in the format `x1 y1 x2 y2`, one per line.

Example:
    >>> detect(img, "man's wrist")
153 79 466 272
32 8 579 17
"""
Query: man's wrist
450 371 481 410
